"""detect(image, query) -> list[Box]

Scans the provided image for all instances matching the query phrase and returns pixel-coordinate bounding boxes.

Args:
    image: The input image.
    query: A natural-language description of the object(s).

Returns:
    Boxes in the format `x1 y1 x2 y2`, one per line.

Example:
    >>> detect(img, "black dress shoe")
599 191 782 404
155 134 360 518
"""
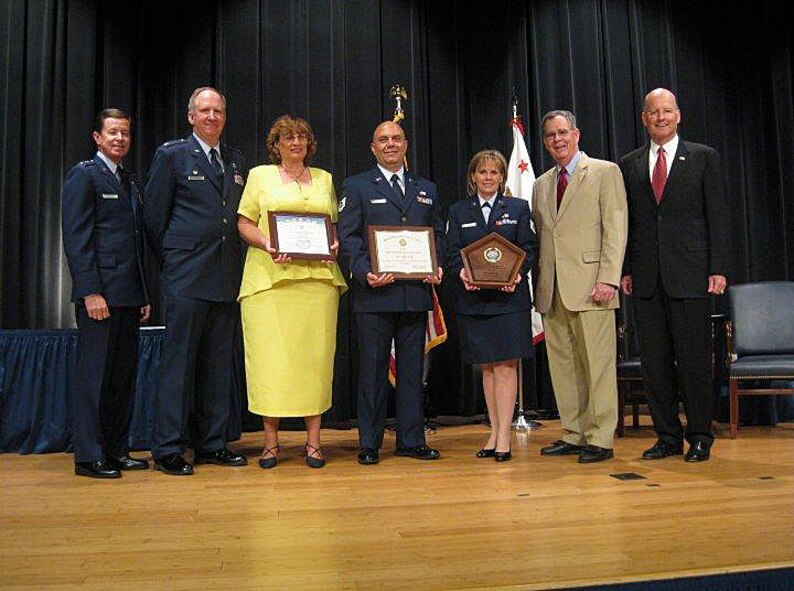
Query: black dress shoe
154 454 193 476
394 444 440 460
578 445 614 463
358 448 379 465
475 448 496 458
540 440 584 456
194 447 247 466
75 460 121 479
494 450 512 462
642 440 684 460
108 455 150 471
685 441 711 462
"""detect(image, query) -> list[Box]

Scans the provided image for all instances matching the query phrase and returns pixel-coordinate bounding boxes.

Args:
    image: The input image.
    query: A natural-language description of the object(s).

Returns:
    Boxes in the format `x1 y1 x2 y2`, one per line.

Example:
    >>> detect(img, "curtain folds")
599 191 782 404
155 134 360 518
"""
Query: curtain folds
1 0 792 428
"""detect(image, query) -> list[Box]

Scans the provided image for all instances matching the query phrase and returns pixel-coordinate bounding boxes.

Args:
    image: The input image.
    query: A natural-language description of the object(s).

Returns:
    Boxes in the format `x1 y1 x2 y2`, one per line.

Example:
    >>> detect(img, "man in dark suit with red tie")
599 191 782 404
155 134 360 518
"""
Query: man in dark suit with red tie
61 109 151 478
619 88 730 462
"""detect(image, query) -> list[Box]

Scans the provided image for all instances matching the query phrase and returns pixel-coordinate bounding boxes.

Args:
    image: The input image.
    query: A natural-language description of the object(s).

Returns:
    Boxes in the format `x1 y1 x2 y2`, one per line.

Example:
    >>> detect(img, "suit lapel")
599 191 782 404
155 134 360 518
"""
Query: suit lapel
556 154 589 222
221 145 235 197
488 194 507 231
188 136 223 194
371 168 404 210
93 155 132 210
403 173 418 215
659 140 689 203
635 146 657 208
469 197 488 231
545 171 559 224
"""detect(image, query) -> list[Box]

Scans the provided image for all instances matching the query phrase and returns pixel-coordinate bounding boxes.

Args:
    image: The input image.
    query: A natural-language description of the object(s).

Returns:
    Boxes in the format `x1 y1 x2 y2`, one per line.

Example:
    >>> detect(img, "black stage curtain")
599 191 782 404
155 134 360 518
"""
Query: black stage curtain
1 0 792 423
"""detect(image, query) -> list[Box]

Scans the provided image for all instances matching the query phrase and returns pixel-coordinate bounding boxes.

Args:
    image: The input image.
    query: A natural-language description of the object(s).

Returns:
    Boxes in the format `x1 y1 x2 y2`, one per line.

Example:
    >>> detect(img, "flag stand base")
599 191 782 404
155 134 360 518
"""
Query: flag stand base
513 412 543 431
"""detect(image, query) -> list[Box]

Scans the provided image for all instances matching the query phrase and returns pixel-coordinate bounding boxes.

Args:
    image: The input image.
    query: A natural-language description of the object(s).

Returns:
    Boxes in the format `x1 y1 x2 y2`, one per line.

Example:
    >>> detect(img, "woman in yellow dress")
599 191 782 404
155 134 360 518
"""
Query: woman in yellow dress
237 115 347 469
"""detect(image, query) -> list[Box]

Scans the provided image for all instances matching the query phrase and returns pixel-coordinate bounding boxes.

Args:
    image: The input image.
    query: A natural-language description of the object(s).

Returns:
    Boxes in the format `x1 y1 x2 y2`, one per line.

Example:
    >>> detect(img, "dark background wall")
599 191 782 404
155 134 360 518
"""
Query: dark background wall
2 0 792 417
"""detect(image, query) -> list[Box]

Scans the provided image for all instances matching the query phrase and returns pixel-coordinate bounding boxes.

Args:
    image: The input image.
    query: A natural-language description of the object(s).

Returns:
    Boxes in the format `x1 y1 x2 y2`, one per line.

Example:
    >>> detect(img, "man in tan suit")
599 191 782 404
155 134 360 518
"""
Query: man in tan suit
532 110 627 463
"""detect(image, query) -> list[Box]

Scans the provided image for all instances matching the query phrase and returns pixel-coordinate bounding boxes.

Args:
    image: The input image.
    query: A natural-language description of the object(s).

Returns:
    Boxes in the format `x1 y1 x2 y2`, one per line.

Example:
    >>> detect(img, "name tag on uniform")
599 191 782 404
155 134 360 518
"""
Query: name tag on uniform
461 222 476 228
416 196 433 205
370 198 387 204
188 175 205 181
102 194 118 200
495 219 517 226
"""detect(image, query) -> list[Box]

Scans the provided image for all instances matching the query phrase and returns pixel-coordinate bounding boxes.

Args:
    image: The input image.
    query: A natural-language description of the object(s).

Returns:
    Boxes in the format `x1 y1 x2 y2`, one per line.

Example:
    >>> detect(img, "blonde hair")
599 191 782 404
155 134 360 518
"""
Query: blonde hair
466 149 507 196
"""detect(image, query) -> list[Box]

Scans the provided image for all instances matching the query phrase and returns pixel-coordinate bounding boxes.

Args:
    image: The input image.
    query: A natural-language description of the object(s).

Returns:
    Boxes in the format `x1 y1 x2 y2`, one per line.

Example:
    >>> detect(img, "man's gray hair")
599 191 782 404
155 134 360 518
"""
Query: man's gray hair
187 86 227 112
541 110 577 130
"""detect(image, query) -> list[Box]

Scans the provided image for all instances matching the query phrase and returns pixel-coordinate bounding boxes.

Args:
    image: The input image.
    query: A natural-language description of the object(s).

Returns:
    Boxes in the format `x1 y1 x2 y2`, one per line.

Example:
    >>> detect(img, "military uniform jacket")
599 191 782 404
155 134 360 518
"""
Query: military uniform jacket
61 154 148 307
338 167 446 313
446 194 537 316
143 135 246 302
619 140 730 299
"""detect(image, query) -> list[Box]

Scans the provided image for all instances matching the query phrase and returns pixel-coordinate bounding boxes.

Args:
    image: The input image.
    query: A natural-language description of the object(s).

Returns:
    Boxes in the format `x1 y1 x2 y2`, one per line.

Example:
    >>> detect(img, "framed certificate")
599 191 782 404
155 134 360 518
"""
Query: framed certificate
461 232 526 288
367 225 438 280
267 211 334 260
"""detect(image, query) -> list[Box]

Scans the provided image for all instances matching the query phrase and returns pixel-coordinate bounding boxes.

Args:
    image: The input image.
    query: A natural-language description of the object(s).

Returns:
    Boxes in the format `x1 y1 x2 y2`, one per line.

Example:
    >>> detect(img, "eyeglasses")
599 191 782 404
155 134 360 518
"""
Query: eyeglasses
280 133 309 143
544 129 572 140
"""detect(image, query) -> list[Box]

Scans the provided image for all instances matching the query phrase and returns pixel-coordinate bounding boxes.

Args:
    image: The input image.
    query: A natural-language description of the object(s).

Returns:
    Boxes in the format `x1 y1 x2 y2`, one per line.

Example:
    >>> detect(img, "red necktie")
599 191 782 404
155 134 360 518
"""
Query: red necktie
652 146 667 203
556 168 568 211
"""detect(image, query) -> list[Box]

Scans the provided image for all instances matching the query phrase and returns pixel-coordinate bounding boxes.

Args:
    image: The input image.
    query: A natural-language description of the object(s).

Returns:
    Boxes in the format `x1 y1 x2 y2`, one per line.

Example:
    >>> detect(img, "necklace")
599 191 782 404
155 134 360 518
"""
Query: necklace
280 164 306 183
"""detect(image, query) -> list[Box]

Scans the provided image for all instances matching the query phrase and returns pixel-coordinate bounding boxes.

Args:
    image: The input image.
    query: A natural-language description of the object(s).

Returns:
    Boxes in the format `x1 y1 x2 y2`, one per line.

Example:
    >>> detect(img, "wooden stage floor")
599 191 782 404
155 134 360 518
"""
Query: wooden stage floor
1 420 793 590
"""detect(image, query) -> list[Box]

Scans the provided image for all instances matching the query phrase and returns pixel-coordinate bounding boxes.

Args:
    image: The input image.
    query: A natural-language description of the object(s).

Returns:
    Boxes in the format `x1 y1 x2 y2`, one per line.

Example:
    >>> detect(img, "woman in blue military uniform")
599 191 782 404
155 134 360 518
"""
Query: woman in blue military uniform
446 149 538 461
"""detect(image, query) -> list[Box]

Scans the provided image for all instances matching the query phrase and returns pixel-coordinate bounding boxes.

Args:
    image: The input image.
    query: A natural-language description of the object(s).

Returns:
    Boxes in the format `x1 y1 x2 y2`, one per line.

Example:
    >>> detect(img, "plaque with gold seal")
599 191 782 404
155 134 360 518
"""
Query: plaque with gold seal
460 232 526 288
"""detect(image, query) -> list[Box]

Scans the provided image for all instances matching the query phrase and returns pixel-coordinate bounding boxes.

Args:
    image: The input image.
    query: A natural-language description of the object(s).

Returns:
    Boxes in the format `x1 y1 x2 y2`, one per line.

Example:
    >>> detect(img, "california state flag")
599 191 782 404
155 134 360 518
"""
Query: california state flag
505 117 544 344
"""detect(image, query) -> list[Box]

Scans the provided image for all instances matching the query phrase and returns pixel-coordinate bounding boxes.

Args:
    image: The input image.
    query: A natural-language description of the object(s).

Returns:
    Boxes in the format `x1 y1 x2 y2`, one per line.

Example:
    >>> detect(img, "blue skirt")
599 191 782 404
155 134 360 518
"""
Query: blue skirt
457 310 534 365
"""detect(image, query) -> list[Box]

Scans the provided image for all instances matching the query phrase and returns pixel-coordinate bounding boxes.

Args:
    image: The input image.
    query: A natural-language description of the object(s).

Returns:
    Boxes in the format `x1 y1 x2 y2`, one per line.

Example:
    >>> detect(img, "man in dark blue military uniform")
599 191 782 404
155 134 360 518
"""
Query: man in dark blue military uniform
338 120 445 465
62 108 151 478
144 87 247 475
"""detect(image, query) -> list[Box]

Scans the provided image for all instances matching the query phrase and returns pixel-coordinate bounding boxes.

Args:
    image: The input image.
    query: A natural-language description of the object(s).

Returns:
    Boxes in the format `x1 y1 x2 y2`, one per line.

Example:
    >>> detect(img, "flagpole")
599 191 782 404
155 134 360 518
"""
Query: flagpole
509 91 543 432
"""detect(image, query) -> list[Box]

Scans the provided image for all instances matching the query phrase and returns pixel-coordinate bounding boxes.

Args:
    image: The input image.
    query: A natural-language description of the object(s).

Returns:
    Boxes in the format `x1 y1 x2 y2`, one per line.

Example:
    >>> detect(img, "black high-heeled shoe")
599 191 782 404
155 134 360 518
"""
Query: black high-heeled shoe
258 445 279 469
494 449 512 462
475 448 496 458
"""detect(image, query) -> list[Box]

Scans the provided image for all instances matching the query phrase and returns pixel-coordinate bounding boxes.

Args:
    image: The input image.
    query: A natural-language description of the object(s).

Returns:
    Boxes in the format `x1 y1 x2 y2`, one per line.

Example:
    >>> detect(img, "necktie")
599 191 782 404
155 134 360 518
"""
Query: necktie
117 167 131 196
556 168 568 211
481 201 491 224
210 148 224 180
390 174 404 199
652 146 667 203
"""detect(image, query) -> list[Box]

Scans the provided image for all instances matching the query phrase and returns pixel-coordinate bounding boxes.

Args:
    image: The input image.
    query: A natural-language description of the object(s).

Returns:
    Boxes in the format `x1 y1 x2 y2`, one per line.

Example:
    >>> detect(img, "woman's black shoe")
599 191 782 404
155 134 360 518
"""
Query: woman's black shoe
475 448 496 458
494 450 512 462
258 445 279 469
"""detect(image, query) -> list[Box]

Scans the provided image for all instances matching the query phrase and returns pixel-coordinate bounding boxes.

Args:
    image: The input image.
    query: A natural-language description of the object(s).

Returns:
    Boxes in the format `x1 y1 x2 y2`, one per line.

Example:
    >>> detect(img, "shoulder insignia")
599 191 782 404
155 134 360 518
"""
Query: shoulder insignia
162 139 187 148
79 159 96 167
338 196 347 213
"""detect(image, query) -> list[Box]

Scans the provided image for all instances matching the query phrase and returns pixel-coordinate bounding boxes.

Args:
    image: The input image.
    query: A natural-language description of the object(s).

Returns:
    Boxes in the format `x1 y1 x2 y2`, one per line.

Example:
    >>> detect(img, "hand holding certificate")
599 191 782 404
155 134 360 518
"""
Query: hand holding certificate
267 212 335 260
367 225 438 280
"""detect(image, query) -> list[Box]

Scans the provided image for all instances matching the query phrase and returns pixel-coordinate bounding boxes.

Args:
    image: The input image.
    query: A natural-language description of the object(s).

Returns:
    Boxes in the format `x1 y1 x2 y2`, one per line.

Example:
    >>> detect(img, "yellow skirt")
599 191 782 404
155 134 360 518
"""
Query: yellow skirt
240 279 340 417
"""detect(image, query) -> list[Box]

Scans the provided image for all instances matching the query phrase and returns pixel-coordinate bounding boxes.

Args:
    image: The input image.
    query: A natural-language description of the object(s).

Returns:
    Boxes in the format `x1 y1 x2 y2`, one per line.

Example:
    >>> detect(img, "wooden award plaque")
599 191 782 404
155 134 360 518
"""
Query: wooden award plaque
460 232 526 288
